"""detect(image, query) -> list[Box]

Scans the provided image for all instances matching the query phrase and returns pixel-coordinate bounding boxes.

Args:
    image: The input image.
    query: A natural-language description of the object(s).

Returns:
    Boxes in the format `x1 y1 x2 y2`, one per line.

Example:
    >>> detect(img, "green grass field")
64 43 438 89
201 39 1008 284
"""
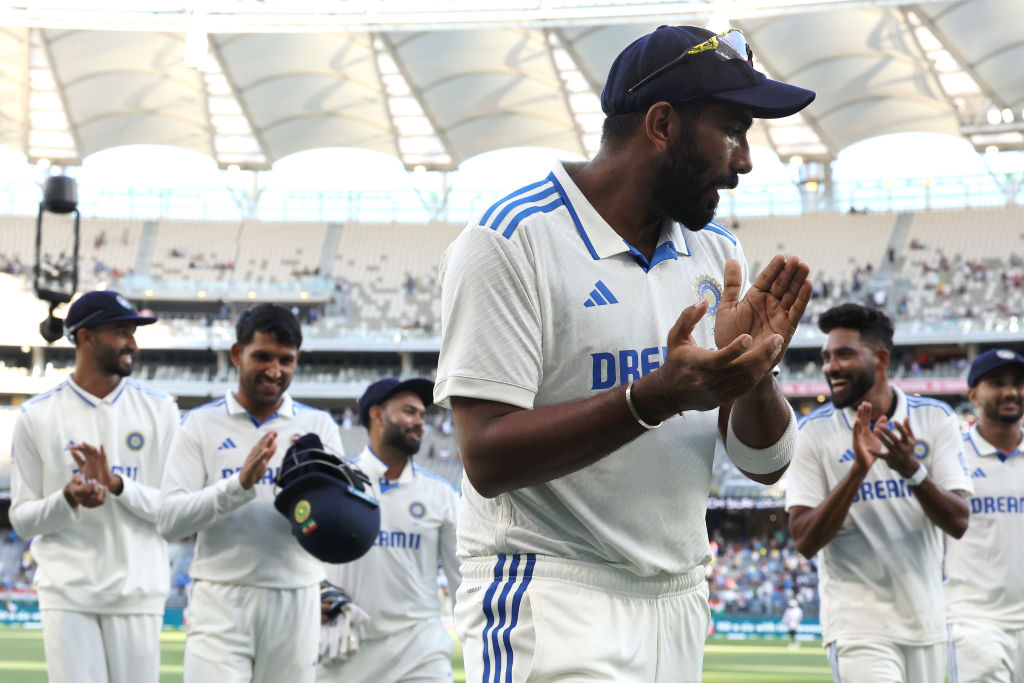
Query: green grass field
0 628 832 682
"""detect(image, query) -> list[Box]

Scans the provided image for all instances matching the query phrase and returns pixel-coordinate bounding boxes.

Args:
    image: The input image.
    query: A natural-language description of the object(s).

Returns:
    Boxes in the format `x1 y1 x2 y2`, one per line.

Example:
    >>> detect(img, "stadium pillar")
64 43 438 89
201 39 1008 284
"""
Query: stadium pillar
822 161 836 212
31 346 44 377
215 349 229 381
399 351 413 378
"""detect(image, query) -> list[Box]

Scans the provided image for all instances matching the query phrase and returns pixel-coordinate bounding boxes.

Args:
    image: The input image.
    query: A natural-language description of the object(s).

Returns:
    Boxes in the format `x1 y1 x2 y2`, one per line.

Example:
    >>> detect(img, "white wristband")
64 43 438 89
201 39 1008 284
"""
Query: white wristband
906 463 928 487
726 403 797 475
625 381 663 430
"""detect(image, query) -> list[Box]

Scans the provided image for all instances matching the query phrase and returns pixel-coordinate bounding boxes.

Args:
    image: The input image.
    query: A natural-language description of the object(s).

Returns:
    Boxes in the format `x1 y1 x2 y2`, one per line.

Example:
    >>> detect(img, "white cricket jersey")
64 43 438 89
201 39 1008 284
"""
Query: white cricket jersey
784 387 973 645
157 392 342 588
9 376 179 614
944 423 1024 629
434 161 755 578
324 446 460 640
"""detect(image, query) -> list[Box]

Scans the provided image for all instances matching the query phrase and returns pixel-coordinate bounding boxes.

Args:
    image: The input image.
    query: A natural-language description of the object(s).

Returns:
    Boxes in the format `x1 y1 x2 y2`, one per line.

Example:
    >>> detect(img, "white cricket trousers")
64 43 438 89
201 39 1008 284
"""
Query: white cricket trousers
41 609 162 683
948 620 1024 683
317 617 454 683
183 580 319 683
456 554 710 683
826 639 944 683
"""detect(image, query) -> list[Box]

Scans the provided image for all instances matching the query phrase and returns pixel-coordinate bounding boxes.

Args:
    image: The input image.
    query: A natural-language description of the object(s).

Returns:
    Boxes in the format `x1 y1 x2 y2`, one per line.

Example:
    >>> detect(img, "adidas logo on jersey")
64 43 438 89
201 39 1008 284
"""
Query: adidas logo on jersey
838 449 855 463
971 467 986 478
583 280 619 307
217 438 237 450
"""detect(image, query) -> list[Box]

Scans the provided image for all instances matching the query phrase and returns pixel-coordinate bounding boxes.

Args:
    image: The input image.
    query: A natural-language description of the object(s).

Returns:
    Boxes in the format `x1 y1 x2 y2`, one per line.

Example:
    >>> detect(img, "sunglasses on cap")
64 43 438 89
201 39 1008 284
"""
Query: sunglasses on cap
627 28 755 95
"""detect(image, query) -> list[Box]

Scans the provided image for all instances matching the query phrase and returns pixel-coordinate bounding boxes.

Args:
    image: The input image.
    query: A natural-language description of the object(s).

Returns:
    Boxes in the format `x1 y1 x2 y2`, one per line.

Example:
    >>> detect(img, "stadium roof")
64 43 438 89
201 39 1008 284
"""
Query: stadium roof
1 0 1022 171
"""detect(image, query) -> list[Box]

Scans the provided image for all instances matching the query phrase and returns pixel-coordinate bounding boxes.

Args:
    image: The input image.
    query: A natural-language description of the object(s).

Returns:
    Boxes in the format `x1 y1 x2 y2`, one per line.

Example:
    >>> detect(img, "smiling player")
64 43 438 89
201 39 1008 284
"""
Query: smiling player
318 378 460 683
158 303 344 683
786 303 973 683
945 349 1024 683
10 290 179 683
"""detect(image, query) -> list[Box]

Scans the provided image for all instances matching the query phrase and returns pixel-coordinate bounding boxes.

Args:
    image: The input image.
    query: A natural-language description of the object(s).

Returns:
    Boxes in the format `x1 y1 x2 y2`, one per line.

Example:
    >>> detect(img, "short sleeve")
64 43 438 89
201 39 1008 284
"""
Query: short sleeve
434 226 543 410
784 423 829 510
926 410 973 495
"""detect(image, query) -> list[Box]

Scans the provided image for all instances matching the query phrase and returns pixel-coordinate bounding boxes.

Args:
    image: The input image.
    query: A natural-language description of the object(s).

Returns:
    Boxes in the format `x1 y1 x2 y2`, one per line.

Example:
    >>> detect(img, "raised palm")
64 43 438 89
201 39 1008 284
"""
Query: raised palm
715 255 812 365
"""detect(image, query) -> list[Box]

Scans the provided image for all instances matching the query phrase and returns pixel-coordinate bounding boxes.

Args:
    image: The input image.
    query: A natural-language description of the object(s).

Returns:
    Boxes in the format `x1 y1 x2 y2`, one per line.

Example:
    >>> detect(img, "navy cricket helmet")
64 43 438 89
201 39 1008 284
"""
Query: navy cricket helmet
273 433 380 564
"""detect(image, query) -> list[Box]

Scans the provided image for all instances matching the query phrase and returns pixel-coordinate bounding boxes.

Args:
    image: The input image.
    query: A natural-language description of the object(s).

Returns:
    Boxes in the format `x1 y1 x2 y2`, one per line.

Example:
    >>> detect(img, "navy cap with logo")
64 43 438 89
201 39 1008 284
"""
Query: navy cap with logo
601 25 815 119
358 377 434 429
274 433 381 564
64 290 157 343
968 348 1024 387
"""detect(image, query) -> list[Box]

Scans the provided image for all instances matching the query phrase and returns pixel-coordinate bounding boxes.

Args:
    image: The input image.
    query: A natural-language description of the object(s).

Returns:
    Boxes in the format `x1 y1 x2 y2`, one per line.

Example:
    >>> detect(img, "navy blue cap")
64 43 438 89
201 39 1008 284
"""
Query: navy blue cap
968 349 1024 387
274 433 381 564
65 290 156 341
358 377 434 429
601 25 815 119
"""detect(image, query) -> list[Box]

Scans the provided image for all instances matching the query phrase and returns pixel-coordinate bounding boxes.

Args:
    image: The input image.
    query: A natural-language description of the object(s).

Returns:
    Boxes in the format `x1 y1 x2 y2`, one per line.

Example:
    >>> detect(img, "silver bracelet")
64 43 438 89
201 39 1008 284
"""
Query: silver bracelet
626 381 663 430
906 463 928 487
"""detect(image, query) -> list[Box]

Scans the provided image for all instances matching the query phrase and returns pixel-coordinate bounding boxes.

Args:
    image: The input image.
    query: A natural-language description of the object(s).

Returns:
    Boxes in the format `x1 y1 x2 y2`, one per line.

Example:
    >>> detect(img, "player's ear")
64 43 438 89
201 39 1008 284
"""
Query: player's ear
229 342 242 367
643 102 676 152
368 404 383 427
875 345 890 372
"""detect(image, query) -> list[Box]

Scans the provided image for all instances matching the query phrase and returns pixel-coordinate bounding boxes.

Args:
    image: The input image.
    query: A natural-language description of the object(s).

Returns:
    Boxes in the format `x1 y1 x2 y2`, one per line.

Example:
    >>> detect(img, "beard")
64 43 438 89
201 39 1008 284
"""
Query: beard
983 399 1024 424
827 367 876 409
96 345 134 377
652 128 739 232
383 420 422 456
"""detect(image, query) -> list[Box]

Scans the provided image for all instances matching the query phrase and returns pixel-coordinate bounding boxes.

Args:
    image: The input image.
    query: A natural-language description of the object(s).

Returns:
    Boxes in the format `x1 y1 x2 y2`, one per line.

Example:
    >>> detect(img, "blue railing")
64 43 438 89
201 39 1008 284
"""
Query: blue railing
1 173 1018 222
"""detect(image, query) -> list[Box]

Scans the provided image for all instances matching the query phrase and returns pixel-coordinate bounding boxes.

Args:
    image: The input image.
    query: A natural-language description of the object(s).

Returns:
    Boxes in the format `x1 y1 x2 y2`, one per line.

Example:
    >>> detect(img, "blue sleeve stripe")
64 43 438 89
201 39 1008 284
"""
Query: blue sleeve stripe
125 379 170 399
479 178 551 227
485 184 558 233
547 172 599 259
25 382 66 406
906 396 953 416
798 406 834 429
181 397 227 424
703 221 738 246
502 198 564 239
413 464 460 492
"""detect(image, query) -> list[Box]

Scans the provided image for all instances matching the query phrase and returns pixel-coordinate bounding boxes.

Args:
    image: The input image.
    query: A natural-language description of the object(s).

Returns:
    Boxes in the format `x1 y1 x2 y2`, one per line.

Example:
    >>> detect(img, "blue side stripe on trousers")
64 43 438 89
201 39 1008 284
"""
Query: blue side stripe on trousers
827 641 842 683
480 555 507 683
489 554 521 681
500 554 535 683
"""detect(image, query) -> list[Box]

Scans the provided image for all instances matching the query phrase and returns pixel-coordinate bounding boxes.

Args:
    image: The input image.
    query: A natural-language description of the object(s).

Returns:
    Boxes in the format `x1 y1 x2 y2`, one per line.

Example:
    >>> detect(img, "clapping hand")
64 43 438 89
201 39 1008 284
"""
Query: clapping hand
63 472 107 509
239 431 278 490
715 255 812 368
69 442 123 494
851 402 882 472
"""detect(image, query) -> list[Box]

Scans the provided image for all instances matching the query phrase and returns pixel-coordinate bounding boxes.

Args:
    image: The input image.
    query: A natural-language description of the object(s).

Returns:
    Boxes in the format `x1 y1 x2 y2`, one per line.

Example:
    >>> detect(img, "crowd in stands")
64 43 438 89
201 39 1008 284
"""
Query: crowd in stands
707 530 820 618
3 525 823 619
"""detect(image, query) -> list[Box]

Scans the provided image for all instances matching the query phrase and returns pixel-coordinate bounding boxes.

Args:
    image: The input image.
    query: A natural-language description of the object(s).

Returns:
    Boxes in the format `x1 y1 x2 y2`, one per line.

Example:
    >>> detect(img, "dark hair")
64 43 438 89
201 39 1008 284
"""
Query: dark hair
600 100 707 148
236 303 302 348
601 111 646 146
818 303 894 354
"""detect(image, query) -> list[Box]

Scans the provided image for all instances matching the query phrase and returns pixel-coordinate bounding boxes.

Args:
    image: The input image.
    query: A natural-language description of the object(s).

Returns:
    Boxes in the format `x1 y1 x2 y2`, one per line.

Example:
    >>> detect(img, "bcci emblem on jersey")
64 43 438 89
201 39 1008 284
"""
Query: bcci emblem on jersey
913 439 930 459
125 432 145 450
695 275 723 316
409 501 426 519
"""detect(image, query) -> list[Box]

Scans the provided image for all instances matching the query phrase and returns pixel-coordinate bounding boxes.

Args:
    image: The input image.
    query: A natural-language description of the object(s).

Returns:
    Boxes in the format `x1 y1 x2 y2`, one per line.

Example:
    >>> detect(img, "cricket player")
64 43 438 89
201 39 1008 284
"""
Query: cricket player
10 290 179 683
157 303 343 683
787 303 973 683
318 377 460 683
945 348 1024 683
782 599 804 649
434 25 816 682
